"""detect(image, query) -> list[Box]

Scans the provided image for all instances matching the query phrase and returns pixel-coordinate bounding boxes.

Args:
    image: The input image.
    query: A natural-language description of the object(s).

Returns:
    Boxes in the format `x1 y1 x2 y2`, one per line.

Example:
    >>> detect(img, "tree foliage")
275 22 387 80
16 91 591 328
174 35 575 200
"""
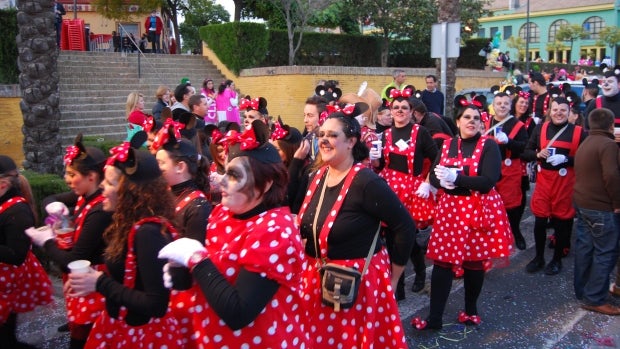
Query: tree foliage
597 26 620 62
556 24 587 54
506 35 525 61
93 0 161 20
179 0 229 53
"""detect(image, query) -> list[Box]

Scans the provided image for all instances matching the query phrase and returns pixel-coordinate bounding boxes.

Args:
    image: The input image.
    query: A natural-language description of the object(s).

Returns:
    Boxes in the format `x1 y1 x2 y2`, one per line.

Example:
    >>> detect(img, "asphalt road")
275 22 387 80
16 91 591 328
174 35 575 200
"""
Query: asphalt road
16 196 620 349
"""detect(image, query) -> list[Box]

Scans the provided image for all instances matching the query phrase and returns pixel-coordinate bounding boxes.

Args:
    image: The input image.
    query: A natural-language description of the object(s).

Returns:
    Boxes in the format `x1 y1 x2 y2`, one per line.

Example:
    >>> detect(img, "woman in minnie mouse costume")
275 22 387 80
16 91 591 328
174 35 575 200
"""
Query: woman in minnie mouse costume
297 110 415 348
370 86 438 299
240 96 269 130
152 119 212 348
159 120 311 348
412 103 513 330
67 133 183 348
25 134 111 349
0 155 52 348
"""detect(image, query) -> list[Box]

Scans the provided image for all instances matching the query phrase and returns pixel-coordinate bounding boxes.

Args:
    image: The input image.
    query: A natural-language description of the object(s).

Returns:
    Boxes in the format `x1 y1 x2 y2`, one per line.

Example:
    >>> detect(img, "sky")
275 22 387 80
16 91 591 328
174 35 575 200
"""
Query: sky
215 0 235 21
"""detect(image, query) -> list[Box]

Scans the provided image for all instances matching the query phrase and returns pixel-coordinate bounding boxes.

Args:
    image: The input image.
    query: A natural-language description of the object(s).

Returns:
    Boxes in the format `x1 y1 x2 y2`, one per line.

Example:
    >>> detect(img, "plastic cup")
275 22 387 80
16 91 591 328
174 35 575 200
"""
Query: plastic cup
55 228 75 250
371 140 382 151
495 125 503 134
68 260 91 274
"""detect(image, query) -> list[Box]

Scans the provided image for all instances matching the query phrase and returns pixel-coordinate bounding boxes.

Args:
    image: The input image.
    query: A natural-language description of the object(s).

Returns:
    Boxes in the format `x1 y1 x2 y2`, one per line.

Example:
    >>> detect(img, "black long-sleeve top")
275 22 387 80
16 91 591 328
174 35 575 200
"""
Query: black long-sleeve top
289 158 311 214
0 188 34 265
419 112 455 149
583 94 620 130
95 222 172 326
299 168 415 265
430 134 502 195
376 123 438 176
488 116 529 159
189 204 281 330
522 121 588 169
42 190 110 271
171 180 211 242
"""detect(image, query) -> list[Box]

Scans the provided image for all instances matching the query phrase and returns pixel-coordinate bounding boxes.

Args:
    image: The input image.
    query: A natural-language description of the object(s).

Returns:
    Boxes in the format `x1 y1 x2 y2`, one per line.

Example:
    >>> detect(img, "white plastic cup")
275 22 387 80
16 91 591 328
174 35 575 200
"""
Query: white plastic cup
371 140 382 151
68 260 91 274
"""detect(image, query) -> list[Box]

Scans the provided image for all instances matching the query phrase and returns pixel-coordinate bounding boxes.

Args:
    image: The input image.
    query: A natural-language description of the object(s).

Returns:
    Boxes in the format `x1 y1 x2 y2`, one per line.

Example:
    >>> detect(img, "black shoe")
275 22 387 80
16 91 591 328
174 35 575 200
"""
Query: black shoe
526 257 545 273
544 259 562 275
57 322 70 332
514 232 526 250
411 279 425 293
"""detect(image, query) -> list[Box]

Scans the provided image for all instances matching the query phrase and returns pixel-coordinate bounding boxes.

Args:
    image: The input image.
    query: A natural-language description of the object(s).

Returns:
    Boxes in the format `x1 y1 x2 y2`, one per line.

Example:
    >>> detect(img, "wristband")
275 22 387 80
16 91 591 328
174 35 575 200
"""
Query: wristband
188 250 210 271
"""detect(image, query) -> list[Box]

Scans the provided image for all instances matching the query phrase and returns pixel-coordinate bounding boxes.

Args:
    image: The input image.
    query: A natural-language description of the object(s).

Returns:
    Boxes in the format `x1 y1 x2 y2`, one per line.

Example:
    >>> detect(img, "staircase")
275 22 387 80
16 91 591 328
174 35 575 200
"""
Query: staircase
57 51 226 145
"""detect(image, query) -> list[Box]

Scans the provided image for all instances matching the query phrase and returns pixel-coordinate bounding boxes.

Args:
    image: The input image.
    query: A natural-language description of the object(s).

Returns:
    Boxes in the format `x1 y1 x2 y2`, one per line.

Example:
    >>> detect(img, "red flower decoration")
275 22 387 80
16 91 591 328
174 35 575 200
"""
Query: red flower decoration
239 97 260 111
63 145 81 166
151 119 184 151
480 111 490 124
271 122 288 141
319 111 329 126
389 87 413 99
106 142 131 166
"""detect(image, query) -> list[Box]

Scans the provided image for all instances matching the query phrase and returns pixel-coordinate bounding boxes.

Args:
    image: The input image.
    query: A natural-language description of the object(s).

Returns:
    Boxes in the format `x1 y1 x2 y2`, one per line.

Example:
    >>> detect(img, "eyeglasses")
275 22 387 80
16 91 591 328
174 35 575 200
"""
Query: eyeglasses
391 106 410 111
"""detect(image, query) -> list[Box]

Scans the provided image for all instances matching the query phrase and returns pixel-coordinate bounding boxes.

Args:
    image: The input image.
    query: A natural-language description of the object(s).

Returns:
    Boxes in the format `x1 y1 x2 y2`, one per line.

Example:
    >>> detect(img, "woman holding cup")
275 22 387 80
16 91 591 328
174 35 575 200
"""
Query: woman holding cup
26 134 111 349
66 134 182 348
0 155 52 347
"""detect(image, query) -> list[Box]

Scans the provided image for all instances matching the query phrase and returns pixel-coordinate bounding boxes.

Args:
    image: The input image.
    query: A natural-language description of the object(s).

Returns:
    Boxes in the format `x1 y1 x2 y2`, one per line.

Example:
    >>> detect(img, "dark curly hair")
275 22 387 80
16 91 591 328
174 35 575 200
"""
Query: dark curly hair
103 168 177 261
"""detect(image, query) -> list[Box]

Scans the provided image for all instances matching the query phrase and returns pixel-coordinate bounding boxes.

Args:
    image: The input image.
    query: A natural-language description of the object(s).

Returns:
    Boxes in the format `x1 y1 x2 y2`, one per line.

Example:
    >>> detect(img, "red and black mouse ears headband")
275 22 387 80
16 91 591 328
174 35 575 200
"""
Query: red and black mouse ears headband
378 98 391 112
386 85 415 100
105 131 161 182
454 94 489 122
315 85 342 102
240 96 268 115
150 118 185 152
223 120 281 164
63 133 106 169
271 116 303 144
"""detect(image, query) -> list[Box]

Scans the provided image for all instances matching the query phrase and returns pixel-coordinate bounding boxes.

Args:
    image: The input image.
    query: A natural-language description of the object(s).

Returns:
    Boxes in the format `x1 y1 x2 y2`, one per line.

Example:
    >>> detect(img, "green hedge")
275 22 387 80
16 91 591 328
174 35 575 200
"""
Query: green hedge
0 8 19 84
22 170 68 224
82 135 121 155
200 22 269 75
200 22 487 69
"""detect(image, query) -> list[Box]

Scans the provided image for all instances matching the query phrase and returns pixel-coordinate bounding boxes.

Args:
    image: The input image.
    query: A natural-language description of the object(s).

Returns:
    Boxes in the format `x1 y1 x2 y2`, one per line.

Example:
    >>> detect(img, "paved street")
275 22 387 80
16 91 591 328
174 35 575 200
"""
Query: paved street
16 200 620 348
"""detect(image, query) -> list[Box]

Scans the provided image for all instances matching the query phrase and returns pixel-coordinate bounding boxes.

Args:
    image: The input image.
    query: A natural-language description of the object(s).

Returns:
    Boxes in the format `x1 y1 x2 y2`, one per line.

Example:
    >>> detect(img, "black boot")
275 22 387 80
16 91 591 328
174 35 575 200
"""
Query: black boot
507 208 526 250
411 242 426 293
396 273 405 301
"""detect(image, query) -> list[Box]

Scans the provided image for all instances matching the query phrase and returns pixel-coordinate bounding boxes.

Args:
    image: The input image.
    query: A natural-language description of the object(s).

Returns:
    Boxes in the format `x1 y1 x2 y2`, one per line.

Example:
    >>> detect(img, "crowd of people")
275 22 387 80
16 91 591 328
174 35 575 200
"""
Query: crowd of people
1 68 620 348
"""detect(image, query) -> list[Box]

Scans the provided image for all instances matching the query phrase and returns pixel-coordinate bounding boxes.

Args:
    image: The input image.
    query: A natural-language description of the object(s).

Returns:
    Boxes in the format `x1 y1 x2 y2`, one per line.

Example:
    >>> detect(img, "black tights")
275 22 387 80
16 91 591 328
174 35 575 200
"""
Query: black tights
506 207 522 238
427 264 485 326
533 216 572 261
0 313 18 345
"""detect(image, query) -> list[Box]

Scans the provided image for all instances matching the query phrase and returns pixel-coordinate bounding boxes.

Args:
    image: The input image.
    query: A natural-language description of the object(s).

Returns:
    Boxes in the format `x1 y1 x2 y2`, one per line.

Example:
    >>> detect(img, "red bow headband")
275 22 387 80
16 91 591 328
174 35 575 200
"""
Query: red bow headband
63 145 81 166
239 97 261 111
143 115 154 133
389 87 413 99
222 129 260 151
211 129 224 144
106 141 131 166
459 98 483 109
518 91 530 99
271 121 289 141
151 119 184 151
325 103 356 116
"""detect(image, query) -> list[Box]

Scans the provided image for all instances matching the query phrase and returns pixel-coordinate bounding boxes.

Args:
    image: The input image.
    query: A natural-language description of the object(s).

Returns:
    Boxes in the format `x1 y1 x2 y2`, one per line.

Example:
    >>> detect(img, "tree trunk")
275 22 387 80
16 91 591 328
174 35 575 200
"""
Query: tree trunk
17 0 64 174
381 34 389 67
437 0 459 120
233 0 242 22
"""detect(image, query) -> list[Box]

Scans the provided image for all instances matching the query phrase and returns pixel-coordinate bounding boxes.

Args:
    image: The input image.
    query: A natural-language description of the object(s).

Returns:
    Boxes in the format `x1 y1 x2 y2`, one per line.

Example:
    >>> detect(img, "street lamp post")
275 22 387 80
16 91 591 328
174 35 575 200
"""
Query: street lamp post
525 0 530 73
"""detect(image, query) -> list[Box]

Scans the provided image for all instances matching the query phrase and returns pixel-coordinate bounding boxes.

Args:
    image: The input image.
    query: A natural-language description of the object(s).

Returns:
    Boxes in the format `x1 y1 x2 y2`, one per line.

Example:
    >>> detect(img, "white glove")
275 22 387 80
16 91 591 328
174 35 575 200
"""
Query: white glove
162 263 173 289
546 154 567 166
494 131 509 144
45 202 69 217
368 148 382 161
158 238 206 267
434 165 457 182
440 179 456 190
415 182 432 199
533 116 541 125
25 226 55 247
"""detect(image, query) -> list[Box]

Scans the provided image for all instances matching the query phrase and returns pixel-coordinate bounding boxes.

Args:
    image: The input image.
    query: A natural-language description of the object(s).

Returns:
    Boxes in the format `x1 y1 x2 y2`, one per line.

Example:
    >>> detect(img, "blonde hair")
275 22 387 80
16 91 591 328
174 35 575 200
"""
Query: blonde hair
125 92 144 118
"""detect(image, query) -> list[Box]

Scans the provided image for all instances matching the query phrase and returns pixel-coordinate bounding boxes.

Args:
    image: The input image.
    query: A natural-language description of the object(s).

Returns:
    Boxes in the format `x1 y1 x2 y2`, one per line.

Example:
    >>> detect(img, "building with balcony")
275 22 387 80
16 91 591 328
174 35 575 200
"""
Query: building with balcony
476 0 619 65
